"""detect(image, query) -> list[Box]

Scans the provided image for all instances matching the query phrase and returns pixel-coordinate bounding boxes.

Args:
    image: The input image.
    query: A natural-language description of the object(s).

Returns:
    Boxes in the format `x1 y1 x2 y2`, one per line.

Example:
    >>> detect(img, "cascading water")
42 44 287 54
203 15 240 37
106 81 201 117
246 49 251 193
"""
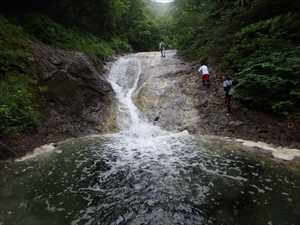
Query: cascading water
108 57 142 129
0 52 299 225
108 55 170 138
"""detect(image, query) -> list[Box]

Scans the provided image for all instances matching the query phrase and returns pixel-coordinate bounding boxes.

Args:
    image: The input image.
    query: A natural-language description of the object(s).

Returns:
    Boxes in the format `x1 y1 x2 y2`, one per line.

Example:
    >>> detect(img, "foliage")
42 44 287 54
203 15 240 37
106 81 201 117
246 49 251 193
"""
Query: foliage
173 0 300 115
0 75 40 134
146 0 176 48
233 47 300 115
225 14 300 115
1 0 163 51
0 0 171 136
0 16 40 134
0 16 33 76
121 0 162 51
22 15 132 59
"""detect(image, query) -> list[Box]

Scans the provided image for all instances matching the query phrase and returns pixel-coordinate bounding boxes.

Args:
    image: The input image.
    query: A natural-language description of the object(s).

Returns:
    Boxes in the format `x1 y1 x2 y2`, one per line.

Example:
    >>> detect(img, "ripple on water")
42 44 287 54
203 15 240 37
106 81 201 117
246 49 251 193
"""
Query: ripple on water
1 132 299 225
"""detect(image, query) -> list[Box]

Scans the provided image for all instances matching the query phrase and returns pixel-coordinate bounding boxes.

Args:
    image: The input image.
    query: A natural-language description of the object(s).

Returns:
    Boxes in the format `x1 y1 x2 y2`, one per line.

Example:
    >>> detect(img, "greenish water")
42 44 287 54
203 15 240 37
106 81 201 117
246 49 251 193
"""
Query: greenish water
0 133 299 225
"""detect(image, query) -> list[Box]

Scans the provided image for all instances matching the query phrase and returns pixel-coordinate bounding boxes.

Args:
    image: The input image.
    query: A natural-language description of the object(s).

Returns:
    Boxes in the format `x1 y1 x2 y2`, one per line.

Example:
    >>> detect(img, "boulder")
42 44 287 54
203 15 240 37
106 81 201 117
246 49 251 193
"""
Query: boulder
32 43 116 137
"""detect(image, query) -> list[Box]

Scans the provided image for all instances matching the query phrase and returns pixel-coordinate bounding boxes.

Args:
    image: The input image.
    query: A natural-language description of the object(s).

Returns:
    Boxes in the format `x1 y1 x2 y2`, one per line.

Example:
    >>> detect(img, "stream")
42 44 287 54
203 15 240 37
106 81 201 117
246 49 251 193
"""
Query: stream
0 52 300 225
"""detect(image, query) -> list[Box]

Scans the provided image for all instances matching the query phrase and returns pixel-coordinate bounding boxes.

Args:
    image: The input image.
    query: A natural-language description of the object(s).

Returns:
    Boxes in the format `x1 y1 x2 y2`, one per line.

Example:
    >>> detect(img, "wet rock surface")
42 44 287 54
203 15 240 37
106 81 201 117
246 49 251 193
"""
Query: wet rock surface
135 51 300 149
1 43 117 159
33 43 114 127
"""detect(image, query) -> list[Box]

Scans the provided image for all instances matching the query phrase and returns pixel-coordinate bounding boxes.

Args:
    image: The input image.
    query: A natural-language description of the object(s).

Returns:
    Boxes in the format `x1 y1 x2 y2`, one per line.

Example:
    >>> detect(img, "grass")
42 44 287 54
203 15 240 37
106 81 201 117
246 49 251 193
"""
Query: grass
0 16 40 135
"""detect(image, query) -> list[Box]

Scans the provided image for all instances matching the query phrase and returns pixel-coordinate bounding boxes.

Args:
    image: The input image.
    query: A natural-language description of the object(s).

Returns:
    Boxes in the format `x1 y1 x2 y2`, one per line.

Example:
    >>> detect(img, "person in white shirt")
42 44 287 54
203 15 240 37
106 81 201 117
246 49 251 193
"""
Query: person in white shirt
223 75 233 114
159 41 166 58
198 63 210 88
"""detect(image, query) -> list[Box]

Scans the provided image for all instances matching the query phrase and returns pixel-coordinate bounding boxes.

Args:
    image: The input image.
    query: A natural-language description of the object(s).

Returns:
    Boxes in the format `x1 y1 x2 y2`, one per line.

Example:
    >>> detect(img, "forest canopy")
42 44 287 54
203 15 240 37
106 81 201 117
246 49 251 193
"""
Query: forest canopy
1 0 166 51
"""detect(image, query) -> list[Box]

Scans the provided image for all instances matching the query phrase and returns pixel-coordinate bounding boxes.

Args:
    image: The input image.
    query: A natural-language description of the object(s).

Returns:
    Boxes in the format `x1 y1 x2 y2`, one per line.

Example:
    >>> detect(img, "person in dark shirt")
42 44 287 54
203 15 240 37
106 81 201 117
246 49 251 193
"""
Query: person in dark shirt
223 75 233 115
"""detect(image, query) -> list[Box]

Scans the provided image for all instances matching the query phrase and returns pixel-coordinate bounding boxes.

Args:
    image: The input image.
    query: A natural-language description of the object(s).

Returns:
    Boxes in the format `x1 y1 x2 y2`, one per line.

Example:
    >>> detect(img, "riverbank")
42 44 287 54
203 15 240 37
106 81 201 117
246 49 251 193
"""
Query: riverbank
135 51 300 150
0 15 129 160
0 43 117 160
181 64 300 149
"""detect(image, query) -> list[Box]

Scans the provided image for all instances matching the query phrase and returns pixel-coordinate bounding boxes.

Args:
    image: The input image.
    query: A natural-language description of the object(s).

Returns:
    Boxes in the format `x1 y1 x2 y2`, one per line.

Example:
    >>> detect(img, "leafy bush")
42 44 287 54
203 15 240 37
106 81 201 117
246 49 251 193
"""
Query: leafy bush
22 15 131 59
0 75 40 134
0 16 40 134
173 0 300 115
110 38 132 53
224 14 297 68
0 14 133 135
0 16 33 77
224 15 300 115
232 48 300 114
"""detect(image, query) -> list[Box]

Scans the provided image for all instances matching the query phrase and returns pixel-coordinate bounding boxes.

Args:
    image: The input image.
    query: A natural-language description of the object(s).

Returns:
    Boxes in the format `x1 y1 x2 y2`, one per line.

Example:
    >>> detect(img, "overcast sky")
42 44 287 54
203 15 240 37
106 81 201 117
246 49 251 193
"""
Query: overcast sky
152 0 174 3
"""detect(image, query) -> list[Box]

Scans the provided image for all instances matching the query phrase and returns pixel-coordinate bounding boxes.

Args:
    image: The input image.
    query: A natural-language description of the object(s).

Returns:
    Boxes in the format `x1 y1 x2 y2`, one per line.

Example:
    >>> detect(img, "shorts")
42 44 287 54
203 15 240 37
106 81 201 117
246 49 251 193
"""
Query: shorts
202 74 209 81
225 94 232 104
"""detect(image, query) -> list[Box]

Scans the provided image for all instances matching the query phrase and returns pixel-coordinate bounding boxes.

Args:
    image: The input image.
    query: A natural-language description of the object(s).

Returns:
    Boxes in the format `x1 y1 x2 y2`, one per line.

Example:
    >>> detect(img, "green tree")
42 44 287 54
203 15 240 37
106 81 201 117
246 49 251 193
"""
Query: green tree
173 0 300 114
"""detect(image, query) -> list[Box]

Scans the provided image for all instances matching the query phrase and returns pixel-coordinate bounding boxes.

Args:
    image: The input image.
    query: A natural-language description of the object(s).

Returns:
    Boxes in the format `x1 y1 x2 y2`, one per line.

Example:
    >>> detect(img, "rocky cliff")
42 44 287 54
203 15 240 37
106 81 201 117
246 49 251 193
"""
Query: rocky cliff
134 51 300 149
1 43 117 160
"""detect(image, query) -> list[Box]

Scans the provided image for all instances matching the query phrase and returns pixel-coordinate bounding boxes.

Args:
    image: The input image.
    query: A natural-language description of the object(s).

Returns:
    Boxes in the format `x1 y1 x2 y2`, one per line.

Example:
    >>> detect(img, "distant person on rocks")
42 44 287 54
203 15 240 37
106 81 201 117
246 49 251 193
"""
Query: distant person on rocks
159 41 166 58
223 75 233 115
198 62 210 88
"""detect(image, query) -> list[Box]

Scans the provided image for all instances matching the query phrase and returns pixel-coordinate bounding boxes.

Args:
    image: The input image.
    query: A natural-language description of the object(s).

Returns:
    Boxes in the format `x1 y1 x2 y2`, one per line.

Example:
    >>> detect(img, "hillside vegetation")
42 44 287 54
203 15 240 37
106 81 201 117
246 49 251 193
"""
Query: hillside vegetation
0 16 40 135
173 0 300 115
0 0 163 136
0 16 118 135
2 0 163 51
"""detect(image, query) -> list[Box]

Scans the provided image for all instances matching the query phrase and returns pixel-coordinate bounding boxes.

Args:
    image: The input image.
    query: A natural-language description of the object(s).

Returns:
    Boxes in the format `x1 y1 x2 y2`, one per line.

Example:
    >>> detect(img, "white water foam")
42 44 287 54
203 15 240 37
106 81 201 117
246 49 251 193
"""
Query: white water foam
200 135 300 161
15 143 59 162
108 57 143 129
108 55 181 139
235 139 300 161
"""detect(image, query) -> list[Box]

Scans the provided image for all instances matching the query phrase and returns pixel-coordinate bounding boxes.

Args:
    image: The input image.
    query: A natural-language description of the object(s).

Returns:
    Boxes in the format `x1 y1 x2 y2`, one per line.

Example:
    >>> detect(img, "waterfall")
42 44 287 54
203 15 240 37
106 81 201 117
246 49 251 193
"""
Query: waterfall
108 55 169 139
108 57 142 128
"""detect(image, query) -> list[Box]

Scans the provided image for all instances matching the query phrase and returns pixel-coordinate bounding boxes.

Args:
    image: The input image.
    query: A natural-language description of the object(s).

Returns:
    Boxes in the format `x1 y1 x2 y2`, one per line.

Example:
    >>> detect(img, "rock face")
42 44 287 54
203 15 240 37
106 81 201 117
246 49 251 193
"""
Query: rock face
33 43 116 137
0 141 16 159
0 43 117 160
135 51 300 149
134 51 199 132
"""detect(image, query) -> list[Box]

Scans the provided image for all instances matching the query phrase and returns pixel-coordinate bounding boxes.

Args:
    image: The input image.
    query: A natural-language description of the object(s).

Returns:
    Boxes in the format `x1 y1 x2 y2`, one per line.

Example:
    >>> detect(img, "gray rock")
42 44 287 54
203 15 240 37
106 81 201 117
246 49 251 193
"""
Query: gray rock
0 141 16 159
32 43 116 136
229 121 244 127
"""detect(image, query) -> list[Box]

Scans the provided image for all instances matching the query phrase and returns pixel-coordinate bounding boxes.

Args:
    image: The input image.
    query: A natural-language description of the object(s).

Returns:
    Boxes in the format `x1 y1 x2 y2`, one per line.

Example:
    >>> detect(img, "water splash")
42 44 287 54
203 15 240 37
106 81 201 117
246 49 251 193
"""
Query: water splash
108 57 143 129
15 143 58 162
108 55 174 139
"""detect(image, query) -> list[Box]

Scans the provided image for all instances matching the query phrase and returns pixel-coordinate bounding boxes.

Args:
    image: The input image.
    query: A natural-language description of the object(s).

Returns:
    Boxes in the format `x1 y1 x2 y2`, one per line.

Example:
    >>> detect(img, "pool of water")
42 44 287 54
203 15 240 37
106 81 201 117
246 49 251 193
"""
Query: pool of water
0 132 300 225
